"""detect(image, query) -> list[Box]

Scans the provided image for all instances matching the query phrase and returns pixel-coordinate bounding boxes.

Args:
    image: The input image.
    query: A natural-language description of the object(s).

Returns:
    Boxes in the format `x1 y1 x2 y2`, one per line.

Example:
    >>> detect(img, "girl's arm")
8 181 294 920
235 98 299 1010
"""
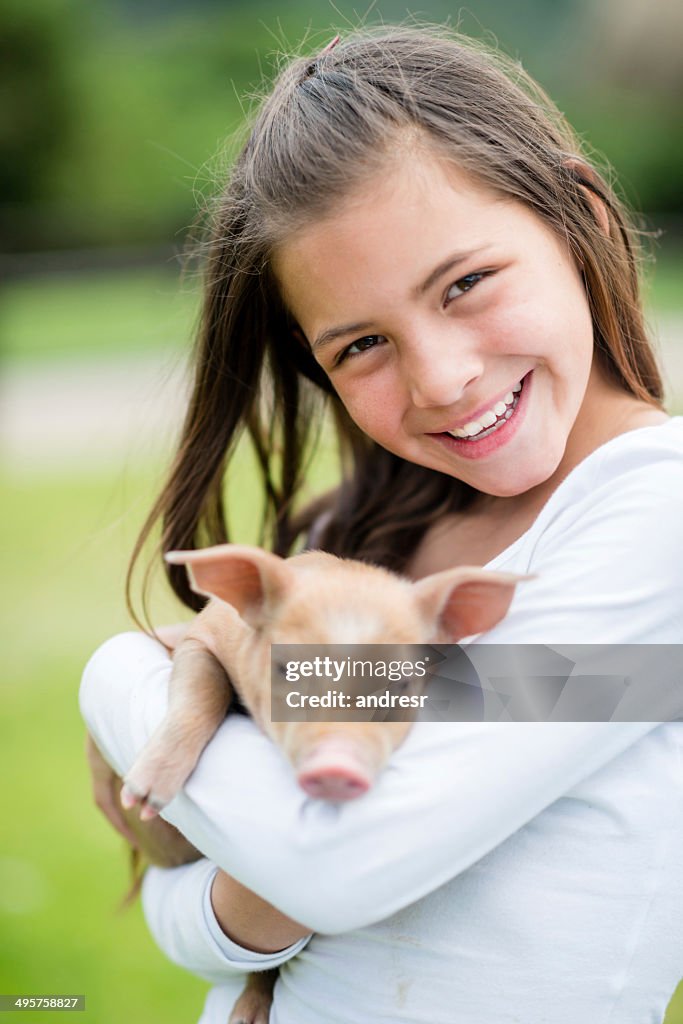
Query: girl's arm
209 871 311 952
80 636 655 936
140 858 311 985
82 456 683 938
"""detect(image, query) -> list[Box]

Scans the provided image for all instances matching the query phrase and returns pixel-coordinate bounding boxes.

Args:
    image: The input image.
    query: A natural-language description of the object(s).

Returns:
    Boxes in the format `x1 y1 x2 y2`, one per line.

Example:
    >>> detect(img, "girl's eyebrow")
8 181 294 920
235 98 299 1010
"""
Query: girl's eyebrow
313 320 375 353
312 246 487 352
415 247 487 297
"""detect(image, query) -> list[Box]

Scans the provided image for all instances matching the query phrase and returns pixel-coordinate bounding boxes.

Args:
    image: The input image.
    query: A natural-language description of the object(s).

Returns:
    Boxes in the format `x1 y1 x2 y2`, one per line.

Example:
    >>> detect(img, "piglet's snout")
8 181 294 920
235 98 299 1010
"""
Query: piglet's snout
296 741 376 801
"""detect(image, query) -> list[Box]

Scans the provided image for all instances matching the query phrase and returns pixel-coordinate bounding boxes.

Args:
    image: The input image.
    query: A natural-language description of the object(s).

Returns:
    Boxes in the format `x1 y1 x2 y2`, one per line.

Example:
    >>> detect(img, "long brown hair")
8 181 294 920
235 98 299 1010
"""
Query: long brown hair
127 24 664 620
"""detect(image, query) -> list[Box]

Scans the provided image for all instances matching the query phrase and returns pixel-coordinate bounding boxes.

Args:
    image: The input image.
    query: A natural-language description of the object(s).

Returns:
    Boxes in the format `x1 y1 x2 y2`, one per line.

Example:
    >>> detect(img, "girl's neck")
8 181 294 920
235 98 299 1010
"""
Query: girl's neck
408 375 668 580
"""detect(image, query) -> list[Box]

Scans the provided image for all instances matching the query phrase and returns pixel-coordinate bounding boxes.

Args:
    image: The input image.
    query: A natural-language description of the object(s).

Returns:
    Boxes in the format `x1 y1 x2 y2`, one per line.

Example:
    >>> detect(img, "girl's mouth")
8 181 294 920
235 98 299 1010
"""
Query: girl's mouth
429 370 533 460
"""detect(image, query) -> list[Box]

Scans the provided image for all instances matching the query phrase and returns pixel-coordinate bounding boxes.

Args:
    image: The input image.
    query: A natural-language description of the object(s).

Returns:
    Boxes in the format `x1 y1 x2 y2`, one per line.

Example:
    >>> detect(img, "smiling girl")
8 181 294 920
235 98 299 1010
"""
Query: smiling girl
81 25 683 1024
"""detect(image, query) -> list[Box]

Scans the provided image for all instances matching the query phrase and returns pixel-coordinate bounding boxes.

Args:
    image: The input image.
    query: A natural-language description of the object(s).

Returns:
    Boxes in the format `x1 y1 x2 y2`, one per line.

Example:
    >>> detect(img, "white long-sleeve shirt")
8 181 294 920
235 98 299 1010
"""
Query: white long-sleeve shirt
80 418 683 1023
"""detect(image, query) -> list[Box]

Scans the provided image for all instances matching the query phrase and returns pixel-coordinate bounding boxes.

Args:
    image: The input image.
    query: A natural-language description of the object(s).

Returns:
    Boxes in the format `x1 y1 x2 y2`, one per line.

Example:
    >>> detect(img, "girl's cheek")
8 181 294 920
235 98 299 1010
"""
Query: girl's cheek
337 369 403 437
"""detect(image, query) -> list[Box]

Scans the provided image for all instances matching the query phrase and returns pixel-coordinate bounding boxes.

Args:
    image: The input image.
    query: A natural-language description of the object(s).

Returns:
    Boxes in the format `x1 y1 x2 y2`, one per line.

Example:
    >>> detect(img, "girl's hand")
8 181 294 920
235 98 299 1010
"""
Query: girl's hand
85 731 140 847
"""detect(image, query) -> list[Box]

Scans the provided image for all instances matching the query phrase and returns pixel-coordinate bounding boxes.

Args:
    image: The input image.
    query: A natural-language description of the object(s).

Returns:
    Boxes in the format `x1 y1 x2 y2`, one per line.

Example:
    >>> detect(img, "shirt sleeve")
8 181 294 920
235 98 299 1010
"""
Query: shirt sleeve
140 859 311 985
80 632 656 935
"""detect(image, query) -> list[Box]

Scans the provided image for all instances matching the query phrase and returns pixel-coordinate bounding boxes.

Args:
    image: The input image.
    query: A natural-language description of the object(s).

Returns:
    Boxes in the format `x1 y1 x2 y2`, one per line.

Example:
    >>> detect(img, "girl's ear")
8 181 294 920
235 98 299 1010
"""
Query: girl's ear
165 545 291 623
563 158 611 238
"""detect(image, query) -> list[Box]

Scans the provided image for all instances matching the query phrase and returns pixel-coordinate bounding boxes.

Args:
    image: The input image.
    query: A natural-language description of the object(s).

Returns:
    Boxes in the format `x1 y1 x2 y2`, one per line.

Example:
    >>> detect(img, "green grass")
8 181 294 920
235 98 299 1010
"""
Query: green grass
1 464 203 1023
643 245 683 313
1 268 200 364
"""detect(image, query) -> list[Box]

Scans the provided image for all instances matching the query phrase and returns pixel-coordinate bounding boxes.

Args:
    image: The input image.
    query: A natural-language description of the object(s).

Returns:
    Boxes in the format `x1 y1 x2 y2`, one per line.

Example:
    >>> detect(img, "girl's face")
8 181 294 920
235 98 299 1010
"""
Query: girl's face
273 153 614 501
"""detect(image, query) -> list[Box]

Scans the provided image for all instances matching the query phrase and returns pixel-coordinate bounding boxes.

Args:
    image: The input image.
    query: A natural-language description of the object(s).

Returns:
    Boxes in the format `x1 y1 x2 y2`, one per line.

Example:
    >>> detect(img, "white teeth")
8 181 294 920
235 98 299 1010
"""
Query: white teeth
445 377 524 441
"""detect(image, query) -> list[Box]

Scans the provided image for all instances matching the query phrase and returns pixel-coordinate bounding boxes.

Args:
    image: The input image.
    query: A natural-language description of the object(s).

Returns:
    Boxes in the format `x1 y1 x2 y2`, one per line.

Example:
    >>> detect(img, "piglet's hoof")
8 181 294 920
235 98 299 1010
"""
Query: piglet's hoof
123 739 199 819
120 780 167 820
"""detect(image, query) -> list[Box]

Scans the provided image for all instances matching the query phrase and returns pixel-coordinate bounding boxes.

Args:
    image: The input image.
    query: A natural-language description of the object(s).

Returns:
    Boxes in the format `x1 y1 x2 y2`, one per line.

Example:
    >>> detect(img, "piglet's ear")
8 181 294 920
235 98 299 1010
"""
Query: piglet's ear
412 566 535 642
165 544 291 622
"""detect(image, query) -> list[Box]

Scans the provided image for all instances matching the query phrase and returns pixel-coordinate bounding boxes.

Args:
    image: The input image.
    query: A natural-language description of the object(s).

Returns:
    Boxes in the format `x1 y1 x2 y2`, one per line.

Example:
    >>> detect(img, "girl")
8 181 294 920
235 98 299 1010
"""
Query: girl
81 24 683 1024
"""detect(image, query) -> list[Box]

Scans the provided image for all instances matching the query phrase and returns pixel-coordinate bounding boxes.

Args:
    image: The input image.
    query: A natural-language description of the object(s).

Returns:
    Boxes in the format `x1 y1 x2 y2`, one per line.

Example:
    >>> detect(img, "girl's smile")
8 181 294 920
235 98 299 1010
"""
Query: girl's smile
428 368 533 460
273 152 661 508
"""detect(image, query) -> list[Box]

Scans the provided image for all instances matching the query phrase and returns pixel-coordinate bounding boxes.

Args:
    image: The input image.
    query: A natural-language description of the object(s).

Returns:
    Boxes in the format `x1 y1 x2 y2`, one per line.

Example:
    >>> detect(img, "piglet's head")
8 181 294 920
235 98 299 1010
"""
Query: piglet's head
164 545 534 802
165 544 291 628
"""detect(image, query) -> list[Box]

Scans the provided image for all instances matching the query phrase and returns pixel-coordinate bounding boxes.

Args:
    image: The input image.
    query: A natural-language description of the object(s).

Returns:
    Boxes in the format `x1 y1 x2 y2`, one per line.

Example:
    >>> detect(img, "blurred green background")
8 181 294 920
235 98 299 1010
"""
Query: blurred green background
2 0 682 1021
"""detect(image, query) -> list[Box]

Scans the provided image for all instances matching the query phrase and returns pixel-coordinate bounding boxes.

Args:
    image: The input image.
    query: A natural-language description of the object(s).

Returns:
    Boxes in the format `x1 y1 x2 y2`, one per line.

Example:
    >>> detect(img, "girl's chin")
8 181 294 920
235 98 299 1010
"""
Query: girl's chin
463 475 541 499
451 447 564 497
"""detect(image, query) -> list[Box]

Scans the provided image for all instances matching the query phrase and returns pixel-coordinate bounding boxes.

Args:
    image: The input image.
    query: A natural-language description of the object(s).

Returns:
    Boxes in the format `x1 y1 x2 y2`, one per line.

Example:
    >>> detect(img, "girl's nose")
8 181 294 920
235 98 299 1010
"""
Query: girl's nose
401 330 485 410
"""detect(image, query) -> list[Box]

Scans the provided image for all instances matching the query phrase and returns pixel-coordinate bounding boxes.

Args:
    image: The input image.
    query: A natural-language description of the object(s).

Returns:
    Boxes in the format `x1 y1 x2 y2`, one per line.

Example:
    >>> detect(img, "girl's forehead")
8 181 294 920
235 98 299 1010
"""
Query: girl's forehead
271 155 518 313
282 152 501 248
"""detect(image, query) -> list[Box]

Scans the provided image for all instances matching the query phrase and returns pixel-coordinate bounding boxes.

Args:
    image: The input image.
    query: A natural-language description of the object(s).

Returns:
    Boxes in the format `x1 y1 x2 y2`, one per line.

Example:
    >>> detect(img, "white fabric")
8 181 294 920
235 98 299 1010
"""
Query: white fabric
80 418 683 1023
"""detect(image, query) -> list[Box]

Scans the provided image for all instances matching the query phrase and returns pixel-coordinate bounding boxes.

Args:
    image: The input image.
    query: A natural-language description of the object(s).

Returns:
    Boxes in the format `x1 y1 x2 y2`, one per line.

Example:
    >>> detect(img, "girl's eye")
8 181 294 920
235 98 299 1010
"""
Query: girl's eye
335 334 385 365
445 272 487 304
332 272 491 367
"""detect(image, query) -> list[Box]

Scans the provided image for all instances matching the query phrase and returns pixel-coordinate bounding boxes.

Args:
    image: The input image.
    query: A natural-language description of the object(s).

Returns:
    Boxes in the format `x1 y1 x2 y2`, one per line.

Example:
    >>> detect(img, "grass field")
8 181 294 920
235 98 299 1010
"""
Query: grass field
2 259 682 1021
1 464 204 1022
1 268 199 364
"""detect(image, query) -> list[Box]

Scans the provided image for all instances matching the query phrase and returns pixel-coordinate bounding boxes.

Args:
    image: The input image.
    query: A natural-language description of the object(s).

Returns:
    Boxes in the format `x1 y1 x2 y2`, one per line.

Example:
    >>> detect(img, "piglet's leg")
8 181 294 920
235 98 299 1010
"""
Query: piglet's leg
122 639 232 819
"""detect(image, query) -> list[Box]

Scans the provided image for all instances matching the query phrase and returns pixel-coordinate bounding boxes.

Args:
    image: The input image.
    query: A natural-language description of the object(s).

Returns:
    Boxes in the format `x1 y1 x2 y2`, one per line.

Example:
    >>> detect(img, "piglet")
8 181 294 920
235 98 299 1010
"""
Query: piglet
122 546 528 816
